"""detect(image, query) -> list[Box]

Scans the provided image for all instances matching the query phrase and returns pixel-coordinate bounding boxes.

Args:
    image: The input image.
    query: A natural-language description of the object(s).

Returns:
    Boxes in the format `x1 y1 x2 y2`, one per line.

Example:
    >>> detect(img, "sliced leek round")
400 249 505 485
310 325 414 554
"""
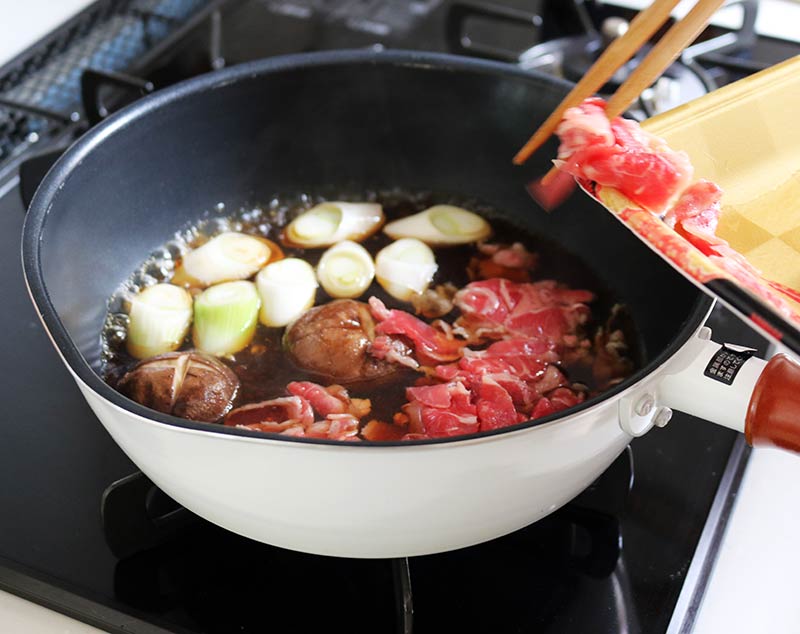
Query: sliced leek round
283 202 384 248
383 205 491 245
192 281 261 356
256 258 318 327
375 238 438 302
173 232 272 287
317 240 375 299
127 284 193 359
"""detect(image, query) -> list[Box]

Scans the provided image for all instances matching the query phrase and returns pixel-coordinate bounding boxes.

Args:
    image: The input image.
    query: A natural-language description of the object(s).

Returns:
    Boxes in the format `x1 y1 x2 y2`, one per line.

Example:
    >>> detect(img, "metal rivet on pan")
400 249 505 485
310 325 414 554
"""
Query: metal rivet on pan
653 407 673 428
635 394 655 417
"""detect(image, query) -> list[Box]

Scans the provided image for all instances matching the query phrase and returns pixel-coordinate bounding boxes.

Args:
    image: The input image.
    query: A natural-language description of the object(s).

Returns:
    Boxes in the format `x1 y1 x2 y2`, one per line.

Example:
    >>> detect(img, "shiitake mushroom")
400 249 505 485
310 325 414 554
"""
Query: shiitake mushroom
118 351 239 422
283 300 399 385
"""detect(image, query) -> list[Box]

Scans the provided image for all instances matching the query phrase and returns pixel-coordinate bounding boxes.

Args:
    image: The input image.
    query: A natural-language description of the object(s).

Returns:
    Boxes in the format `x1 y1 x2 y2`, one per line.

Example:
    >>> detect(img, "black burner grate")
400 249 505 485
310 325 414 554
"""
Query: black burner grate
0 0 209 169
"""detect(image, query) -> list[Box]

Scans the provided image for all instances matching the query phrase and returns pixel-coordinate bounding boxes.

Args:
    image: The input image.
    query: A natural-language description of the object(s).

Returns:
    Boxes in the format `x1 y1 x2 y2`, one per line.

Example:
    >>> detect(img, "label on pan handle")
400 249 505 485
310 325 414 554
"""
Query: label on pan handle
704 344 755 386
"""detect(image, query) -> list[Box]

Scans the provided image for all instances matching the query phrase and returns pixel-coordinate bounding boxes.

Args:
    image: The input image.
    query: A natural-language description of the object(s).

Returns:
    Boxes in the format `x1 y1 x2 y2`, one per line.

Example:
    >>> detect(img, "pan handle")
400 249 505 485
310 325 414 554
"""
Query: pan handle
630 327 800 453
744 354 800 452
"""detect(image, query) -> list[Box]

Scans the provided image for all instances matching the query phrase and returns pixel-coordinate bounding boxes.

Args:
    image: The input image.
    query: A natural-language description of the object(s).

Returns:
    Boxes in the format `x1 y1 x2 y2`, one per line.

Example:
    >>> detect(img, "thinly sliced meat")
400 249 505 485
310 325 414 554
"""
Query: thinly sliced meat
280 414 361 441
401 433 430 441
461 339 556 404
287 381 371 419
555 97 614 155
466 338 544 358
660 184 799 322
454 279 593 345
434 363 461 382
658 183 799 323
225 391 362 441
402 367 582 436
224 278 612 442
468 242 538 283
326 415 362 441
401 399 425 434
225 396 314 429
422 409 480 437
477 376 522 431
406 382 458 408
236 420 304 434
435 362 534 408
481 372 535 407
488 243 538 270
457 350 547 383
554 98 800 327
368 297 465 366
530 397 554 419
663 180 725 256
554 98 693 214
402 381 479 438
549 387 585 410
530 387 585 420
370 335 419 369
279 425 308 437
536 364 568 394
288 381 347 415
461 338 559 374
302 414 360 441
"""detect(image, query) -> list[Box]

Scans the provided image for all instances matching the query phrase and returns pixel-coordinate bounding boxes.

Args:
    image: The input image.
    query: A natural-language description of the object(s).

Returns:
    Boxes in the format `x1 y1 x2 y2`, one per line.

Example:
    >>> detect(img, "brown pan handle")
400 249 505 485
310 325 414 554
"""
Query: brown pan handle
746 354 800 452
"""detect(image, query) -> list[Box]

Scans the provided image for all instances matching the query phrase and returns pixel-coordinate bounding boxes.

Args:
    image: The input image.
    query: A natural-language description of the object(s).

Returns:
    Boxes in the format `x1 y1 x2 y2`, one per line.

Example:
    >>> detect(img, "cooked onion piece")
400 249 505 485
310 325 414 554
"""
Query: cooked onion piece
256 258 318 327
283 202 384 248
317 240 375 299
173 232 272 287
192 281 261 356
126 283 193 359
375 238 438 302
383 205 491 245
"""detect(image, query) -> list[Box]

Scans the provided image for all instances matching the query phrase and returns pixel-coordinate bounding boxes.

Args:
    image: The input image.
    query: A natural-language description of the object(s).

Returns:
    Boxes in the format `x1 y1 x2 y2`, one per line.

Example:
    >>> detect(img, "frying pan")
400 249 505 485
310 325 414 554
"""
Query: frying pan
21 50 800 558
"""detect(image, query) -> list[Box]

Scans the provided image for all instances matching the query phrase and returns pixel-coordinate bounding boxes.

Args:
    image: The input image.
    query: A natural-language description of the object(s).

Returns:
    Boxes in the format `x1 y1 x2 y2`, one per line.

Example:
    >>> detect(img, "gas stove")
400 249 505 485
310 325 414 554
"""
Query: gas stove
0 1 797 633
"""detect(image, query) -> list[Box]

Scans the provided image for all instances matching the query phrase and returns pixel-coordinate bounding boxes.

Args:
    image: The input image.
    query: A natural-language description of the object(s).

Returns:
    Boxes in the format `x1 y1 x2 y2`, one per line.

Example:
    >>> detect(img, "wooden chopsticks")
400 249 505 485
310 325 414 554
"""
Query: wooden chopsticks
513 0 726 169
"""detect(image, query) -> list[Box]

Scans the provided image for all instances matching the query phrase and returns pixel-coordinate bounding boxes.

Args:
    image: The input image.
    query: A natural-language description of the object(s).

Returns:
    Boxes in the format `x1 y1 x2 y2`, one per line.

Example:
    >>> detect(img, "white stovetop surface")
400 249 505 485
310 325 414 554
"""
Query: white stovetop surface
3 1 800 633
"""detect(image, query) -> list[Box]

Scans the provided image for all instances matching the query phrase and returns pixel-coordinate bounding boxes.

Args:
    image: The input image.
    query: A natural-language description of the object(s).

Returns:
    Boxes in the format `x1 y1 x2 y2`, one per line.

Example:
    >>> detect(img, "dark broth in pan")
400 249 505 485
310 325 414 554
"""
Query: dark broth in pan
102 190 639 440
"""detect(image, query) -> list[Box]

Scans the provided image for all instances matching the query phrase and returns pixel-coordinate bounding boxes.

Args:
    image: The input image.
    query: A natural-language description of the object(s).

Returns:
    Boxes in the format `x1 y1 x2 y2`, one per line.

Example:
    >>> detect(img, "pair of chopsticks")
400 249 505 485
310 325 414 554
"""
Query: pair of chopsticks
515 0 726 189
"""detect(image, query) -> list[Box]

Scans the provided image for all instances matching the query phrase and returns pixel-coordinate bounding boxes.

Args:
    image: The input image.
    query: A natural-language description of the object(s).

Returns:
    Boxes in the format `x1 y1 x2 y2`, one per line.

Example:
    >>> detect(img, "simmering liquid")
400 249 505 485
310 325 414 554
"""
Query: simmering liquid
102 190 639 430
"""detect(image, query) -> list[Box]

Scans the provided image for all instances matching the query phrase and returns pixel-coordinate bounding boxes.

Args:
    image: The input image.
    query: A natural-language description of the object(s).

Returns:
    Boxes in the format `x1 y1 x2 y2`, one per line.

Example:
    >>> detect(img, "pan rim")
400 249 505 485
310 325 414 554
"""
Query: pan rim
21 48 713 448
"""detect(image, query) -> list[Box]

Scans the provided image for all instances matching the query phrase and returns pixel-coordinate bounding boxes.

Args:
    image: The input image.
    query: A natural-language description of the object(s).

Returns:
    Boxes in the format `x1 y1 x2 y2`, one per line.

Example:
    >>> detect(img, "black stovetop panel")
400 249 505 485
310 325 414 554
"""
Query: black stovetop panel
0 1 784 632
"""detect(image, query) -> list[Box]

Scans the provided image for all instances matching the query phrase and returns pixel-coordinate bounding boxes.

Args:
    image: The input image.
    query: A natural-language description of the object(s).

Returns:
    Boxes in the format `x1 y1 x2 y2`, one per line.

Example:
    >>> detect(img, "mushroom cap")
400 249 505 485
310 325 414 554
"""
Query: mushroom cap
118 351 240 422
283 300 399 385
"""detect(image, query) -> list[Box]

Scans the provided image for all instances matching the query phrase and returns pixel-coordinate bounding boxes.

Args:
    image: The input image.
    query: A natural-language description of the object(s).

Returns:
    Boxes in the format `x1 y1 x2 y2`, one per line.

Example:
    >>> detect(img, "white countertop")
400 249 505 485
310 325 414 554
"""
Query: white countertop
0 0 94 67
693 447 800 633
2 1 800 633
